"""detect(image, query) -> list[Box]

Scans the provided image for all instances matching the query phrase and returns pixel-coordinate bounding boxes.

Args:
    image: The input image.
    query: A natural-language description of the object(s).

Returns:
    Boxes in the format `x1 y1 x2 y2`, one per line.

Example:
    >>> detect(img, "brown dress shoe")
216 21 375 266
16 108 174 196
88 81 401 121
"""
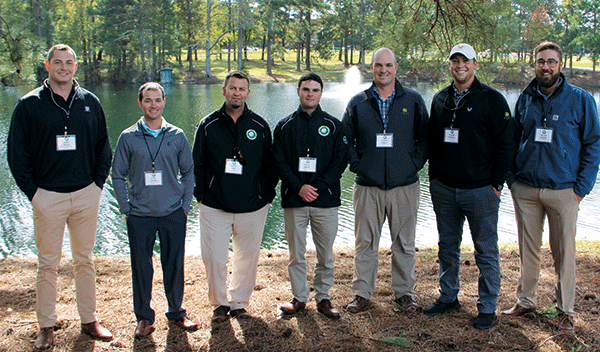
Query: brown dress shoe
346 295 369 314
317 299 340 319
34 327 54 350
230 308 251 319
558 314 575 331
134 320 155 338
169 317 199 331
501 304 536 316
280 298 306 315
81 321 113 341
212 306 230 323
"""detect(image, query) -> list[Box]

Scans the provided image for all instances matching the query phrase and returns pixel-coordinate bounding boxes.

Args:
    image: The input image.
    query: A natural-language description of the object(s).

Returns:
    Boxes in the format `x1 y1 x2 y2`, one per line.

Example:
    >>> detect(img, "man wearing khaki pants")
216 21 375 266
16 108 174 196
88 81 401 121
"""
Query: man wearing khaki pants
7 44 113 350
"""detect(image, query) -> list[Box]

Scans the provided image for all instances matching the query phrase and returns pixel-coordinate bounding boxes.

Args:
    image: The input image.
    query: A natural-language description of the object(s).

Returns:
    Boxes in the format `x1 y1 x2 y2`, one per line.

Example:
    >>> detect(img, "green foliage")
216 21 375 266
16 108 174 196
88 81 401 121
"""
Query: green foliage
3 0 600 84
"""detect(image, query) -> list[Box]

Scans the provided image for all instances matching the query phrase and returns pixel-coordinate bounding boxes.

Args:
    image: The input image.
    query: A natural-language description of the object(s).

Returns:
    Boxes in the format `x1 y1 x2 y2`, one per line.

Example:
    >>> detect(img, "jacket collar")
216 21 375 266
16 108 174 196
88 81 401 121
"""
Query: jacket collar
442 76 482 110
523 72 566 99
296 104 323 120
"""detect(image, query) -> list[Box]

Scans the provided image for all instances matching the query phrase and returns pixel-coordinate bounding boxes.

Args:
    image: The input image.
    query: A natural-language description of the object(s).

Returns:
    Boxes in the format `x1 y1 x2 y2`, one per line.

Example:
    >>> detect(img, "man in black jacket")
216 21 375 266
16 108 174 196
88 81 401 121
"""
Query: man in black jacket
342 47 429 314
192 71 278 323
273 73 348 319
424 43 513 330
7 44 113 350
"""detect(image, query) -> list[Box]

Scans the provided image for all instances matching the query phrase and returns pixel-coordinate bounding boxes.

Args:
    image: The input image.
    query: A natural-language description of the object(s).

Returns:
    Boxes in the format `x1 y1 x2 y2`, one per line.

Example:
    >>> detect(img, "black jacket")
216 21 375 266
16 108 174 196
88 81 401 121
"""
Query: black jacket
428 77 514 189
342 79 429 190
192 103 278 213
7 80 112 200
273 105 348 208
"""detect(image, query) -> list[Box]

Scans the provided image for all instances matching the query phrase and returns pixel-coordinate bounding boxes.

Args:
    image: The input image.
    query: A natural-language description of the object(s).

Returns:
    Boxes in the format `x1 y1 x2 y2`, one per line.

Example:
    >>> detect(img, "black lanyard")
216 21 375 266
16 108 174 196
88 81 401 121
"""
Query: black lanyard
142 129 166 173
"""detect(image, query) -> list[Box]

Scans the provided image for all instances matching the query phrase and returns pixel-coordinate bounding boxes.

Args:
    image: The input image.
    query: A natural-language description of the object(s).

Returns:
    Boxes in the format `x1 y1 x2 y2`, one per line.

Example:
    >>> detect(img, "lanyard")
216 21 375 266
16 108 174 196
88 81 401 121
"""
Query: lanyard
142 130 166 172
48 84 76 136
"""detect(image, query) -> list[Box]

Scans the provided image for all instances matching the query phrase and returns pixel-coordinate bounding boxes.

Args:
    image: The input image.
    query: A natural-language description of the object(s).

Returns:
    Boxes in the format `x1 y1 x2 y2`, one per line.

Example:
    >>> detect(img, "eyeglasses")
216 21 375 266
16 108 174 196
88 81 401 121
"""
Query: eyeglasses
535 59 560 68
233 147 246 166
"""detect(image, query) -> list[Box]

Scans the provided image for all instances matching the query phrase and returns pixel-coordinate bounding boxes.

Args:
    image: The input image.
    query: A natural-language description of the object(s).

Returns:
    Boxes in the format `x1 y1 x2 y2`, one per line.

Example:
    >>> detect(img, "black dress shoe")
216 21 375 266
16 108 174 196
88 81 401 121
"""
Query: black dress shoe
317 299 340 319
34 327 54 350
423 299 461 316
134 320 155 338
81 321 113 341
280 298 306 315
473 312 497 330
169 317 198 331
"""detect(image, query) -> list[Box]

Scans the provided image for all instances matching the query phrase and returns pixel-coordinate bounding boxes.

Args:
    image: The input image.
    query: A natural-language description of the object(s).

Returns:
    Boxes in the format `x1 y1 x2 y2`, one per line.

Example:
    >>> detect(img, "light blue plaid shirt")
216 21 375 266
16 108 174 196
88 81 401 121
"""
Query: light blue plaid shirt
372 86 395 131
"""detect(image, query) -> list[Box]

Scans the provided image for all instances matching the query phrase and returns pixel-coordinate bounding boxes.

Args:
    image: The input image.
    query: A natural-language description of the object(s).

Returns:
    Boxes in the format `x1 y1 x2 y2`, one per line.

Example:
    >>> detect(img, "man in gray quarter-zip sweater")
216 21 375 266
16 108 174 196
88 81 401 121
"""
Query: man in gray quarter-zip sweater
112 82 197 338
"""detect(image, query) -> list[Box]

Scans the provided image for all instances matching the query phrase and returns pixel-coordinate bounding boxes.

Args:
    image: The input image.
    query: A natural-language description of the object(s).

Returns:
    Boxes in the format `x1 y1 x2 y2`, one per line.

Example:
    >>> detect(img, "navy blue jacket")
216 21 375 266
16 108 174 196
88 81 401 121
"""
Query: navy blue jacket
509 73 600 197
342 79 428 189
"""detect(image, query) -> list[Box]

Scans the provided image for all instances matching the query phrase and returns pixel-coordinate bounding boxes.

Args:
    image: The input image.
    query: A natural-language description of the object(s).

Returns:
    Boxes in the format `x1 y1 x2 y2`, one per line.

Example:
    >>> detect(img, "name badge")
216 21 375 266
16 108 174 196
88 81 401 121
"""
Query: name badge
145 171 163 186
56 135 76 151
376 133 393 148
444 128 459 144
225 158 243 175
298 157 317 173
535 128 553 143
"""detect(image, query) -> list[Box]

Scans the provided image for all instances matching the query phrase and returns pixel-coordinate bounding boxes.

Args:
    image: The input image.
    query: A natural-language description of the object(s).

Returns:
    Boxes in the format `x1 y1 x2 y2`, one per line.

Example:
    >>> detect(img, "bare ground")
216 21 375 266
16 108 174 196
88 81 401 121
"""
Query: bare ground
0 243 599 352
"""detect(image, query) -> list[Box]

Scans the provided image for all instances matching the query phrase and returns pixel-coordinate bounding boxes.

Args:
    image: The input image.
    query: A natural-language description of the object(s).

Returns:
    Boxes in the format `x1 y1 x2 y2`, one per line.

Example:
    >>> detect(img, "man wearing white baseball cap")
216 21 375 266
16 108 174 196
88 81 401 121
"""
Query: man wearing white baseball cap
424 43 514 330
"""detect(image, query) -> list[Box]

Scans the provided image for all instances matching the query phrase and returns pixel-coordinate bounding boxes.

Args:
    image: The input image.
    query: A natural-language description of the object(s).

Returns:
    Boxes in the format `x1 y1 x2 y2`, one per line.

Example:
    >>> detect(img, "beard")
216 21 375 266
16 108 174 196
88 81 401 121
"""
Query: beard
536 70 560 89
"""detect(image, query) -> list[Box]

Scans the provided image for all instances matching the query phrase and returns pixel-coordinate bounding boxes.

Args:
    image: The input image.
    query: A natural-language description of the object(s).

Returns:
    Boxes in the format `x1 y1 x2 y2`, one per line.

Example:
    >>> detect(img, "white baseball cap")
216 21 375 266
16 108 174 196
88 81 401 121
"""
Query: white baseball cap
449 43 477 60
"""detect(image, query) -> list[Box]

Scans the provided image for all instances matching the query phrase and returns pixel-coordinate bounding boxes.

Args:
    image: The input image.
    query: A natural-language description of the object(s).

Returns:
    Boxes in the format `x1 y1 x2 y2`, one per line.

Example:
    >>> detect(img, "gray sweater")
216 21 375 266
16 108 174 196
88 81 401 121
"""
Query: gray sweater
112 118 194 217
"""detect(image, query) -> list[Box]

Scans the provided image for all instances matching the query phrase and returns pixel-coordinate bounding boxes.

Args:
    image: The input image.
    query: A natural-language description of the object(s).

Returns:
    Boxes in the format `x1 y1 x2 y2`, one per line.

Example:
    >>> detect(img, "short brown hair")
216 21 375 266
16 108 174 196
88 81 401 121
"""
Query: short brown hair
47 44 77 62
534 41 563 62
224 71 250 87
298 72 323 89
138 82 165 101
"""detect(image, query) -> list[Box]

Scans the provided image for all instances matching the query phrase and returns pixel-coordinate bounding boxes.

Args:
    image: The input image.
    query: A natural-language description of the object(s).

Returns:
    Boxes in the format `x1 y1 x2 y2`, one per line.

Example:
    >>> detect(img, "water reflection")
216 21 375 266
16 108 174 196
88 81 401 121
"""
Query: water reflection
1 80 599 258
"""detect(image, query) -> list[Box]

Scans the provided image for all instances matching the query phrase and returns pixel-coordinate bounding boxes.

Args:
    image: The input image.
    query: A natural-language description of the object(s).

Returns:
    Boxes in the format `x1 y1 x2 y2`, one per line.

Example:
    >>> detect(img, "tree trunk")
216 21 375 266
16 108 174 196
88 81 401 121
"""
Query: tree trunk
304 11 311 71
266 1 274 75
206 0 212 77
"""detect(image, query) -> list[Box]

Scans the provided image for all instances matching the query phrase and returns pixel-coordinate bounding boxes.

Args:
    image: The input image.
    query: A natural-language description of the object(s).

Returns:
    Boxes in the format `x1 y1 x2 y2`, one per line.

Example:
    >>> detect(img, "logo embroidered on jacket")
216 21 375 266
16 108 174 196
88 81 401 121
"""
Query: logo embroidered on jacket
85 106 90 112
246 129 257 140
553 115 559 121
467 107 472 112
318 125 330 137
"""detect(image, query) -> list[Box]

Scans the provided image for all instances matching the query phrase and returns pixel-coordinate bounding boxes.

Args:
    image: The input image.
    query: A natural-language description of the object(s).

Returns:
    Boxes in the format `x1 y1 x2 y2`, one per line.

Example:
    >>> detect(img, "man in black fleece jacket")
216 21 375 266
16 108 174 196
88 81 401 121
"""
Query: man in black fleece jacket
424 43 514 330
7 44 113 350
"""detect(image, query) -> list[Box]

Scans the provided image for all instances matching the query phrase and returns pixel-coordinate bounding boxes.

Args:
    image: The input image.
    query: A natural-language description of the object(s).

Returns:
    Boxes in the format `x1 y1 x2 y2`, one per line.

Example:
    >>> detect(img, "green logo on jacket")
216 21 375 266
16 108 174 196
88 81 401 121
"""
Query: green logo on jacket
246 129 257 140
402 108 408 115
318 125 330 137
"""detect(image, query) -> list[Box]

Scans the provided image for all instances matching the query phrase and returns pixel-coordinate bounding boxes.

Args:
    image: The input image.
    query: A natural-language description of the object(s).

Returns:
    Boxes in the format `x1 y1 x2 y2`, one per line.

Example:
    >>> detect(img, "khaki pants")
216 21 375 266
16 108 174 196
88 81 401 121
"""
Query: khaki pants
510 181 579 315
199 204 269 310
352 182 419 299
284 207 338 303
32 183 102 328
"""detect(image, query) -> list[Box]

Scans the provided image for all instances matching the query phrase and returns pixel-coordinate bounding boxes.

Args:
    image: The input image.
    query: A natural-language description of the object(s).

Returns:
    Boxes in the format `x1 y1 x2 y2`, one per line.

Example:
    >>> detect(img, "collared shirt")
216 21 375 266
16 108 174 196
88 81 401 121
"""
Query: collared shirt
372 85 395 131
535 77 563 100
452 83 470 107
141 118 166 138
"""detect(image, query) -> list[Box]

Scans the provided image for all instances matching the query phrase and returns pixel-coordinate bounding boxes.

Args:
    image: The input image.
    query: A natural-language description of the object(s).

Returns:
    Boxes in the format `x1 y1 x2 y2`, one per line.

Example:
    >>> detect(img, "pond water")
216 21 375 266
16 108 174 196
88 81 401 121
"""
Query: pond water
1 74 599 258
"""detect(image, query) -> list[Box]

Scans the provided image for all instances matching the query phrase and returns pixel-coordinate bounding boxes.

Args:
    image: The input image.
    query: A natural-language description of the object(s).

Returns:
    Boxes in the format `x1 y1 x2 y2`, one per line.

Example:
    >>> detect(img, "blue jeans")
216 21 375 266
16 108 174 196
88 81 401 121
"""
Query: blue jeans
127 207 187 323
429 179 501 314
